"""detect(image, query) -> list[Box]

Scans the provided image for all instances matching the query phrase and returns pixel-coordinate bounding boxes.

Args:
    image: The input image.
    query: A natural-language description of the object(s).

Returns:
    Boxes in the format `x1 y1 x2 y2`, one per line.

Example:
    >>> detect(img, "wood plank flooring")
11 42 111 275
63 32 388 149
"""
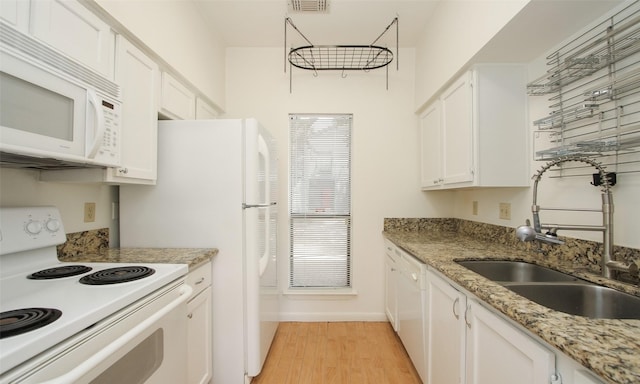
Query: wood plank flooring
251 322 422 384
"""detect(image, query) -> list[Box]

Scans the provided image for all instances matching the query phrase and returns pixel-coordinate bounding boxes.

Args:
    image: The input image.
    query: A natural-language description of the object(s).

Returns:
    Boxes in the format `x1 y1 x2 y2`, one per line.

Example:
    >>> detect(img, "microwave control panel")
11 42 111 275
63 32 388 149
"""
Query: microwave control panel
95 98 121 166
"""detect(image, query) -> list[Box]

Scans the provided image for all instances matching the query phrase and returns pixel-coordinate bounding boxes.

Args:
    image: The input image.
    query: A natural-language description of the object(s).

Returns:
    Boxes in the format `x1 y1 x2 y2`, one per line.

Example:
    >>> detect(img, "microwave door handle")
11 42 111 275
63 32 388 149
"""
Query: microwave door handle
86 90 105 159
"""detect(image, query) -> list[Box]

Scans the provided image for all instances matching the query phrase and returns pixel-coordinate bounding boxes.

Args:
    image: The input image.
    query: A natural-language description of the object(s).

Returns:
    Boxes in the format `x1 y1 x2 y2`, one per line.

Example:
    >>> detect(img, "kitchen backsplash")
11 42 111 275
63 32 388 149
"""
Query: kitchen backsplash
57 228 109 260
384 218 640 284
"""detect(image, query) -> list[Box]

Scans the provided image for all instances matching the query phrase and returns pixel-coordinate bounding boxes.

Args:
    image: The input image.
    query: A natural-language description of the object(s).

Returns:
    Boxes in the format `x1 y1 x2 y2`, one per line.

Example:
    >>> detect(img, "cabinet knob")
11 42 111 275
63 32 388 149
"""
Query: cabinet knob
119 168 129 174
195 277 205 285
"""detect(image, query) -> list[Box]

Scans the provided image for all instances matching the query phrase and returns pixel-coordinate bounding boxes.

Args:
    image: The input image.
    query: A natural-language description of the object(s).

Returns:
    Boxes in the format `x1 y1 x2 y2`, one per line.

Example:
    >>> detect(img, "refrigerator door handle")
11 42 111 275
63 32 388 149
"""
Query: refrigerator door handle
243 203 276 209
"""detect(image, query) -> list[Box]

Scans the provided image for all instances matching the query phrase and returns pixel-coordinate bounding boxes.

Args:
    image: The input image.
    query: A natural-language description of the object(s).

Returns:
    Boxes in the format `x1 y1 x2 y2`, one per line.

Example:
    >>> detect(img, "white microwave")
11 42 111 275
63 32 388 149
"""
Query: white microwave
0 22 121 168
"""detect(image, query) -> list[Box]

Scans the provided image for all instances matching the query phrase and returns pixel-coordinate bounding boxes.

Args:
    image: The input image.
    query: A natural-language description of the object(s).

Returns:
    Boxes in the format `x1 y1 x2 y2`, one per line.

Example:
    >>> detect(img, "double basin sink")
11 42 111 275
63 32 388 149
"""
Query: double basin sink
456 260 640 319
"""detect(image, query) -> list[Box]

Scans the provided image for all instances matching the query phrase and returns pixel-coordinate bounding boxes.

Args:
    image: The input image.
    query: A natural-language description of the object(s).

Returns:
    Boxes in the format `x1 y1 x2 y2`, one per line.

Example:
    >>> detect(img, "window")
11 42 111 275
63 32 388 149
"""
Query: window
289 114 352 289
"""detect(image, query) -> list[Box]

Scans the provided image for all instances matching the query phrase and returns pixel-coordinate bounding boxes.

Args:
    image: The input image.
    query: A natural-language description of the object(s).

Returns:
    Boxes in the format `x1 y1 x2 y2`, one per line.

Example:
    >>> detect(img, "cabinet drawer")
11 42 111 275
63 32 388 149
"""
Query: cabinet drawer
187 262 212 299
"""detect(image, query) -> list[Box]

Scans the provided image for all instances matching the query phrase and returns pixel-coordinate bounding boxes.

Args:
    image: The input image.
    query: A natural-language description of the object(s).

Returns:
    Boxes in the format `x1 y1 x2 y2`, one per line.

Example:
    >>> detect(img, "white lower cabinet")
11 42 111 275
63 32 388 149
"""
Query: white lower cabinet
187 262 213 384
384 240 398 331
427 270 556 384
465 297 555 384
425 269 605 384
383 241 605 384
426 269 467 384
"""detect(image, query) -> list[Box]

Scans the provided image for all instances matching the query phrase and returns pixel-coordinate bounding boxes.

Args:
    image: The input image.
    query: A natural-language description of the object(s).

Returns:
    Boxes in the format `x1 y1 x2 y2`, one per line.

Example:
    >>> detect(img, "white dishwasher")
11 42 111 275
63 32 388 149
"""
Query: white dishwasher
396 246 427 382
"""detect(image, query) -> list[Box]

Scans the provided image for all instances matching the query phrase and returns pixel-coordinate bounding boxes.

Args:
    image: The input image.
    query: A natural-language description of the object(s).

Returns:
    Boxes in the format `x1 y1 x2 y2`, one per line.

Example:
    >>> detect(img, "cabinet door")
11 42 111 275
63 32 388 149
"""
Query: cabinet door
574 370 603 384
31 0 115 79
427 271 466 384
465 300 555 384
0 0 29 31
111 37 159 183
187 286 213 384
441 73 474 185
160 72 196 120
384 249 398 331
196 98 218 120
420 101 442 189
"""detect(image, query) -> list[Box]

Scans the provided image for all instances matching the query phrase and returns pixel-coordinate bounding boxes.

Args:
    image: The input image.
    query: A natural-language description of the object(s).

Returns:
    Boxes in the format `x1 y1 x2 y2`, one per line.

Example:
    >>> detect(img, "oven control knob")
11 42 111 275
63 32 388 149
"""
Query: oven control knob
45 218 61 233
25 220 43 235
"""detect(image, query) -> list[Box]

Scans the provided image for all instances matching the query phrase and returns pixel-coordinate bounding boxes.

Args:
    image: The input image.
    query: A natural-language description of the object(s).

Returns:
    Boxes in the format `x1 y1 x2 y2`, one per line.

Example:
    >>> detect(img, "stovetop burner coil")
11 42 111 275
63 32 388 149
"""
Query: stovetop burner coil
0 308 63 339
27 265 93 280
79 266 155 285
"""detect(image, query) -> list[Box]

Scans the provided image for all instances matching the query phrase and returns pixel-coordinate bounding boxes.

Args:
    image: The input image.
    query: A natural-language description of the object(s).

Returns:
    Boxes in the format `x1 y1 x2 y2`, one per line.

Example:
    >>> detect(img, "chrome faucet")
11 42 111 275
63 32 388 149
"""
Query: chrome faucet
516 155 636 279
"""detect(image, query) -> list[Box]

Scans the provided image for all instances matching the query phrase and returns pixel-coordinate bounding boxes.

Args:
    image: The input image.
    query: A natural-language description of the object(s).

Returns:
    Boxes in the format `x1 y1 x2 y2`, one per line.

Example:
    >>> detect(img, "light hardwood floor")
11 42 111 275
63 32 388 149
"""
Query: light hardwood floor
252 322 422 384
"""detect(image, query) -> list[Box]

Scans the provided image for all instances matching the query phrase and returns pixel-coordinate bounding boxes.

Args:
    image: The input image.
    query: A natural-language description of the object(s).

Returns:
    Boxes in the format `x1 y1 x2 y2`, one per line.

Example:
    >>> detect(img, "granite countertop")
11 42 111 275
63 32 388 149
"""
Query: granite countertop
61 248 218 271
383 229 640 384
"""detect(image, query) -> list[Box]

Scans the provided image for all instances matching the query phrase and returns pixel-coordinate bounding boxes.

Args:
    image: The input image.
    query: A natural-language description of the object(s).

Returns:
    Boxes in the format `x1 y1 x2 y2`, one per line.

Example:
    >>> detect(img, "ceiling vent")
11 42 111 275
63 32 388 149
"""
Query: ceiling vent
288 0 329 13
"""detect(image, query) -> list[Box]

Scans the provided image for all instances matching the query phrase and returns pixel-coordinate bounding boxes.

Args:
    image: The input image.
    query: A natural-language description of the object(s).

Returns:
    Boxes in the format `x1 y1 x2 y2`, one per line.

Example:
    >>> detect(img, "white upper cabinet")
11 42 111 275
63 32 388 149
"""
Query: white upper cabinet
160 71 196 120
420 64 529 190
419 101 442 188
441 73 474 185
1 0 29 32
109 36 159 183
196 98 218 120
40 36 160 185
30 0 115 79
160 73 219 120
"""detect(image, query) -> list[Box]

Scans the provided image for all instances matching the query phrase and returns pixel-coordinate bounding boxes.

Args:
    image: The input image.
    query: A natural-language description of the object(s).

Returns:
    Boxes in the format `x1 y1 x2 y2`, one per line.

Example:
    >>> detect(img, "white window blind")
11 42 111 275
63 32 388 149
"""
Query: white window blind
289 114 352 288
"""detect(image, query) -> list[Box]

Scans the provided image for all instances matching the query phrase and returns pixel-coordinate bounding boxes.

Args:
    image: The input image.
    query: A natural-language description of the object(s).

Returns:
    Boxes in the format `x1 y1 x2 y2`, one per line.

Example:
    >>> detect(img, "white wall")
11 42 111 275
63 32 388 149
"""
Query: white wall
0 168 117 235
96 0 225 110
224 47 453 320
451 4 640 250
414 0 529 110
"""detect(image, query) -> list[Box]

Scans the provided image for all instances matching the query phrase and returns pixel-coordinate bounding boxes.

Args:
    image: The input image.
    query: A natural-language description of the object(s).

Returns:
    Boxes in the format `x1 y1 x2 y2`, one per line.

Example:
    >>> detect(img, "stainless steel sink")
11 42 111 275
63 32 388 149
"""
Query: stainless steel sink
456 260 640 319
507 283 640 319
456 260 583 283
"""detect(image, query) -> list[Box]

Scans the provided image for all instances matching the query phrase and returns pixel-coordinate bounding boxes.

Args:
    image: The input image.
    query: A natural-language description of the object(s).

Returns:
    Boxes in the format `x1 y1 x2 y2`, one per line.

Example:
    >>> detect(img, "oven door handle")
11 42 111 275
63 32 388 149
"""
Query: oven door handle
37 284 193 384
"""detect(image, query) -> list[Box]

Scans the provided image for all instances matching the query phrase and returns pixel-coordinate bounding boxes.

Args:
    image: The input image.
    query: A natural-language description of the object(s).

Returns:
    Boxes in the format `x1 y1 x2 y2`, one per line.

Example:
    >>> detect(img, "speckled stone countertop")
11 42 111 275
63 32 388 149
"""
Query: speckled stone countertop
61 248 217 271
383 220 640 384
56 228 217 270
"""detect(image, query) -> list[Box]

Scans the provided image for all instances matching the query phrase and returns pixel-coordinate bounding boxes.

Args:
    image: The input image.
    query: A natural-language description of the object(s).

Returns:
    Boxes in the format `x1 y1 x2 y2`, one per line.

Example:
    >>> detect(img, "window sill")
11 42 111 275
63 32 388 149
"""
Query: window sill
283 287 358 298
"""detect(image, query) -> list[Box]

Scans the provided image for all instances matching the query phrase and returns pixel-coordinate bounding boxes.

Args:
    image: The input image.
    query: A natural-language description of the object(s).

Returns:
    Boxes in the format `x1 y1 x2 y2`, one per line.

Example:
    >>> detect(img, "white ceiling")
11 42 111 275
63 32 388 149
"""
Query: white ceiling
194 0 625 63
194 0 439 48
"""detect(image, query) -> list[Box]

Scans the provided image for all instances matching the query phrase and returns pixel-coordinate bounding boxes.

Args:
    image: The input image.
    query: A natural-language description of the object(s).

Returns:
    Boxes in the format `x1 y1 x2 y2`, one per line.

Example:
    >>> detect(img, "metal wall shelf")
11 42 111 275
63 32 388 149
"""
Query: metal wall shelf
529 1 640 177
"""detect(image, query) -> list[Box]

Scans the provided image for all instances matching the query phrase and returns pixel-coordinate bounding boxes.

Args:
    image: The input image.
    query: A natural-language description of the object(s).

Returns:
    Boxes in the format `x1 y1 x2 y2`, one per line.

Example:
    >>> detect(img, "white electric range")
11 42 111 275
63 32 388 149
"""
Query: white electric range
0 206 190 383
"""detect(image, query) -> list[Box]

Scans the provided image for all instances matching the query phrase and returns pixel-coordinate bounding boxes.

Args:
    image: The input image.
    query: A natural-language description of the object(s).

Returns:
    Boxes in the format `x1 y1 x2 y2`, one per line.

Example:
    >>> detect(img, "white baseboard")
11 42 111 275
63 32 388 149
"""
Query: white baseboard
278 312 388 322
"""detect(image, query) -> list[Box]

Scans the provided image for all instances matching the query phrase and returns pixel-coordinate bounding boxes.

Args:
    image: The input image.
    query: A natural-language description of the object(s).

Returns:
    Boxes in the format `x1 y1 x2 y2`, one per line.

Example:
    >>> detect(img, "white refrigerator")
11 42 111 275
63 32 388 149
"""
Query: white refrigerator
119 119 279 384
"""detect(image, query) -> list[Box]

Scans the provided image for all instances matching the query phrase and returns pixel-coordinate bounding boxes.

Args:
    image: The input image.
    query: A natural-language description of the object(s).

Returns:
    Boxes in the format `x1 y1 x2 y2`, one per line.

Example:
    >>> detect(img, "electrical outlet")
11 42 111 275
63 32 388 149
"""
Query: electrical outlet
472 201 478 216
499 203 511 220
84 202 96 223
